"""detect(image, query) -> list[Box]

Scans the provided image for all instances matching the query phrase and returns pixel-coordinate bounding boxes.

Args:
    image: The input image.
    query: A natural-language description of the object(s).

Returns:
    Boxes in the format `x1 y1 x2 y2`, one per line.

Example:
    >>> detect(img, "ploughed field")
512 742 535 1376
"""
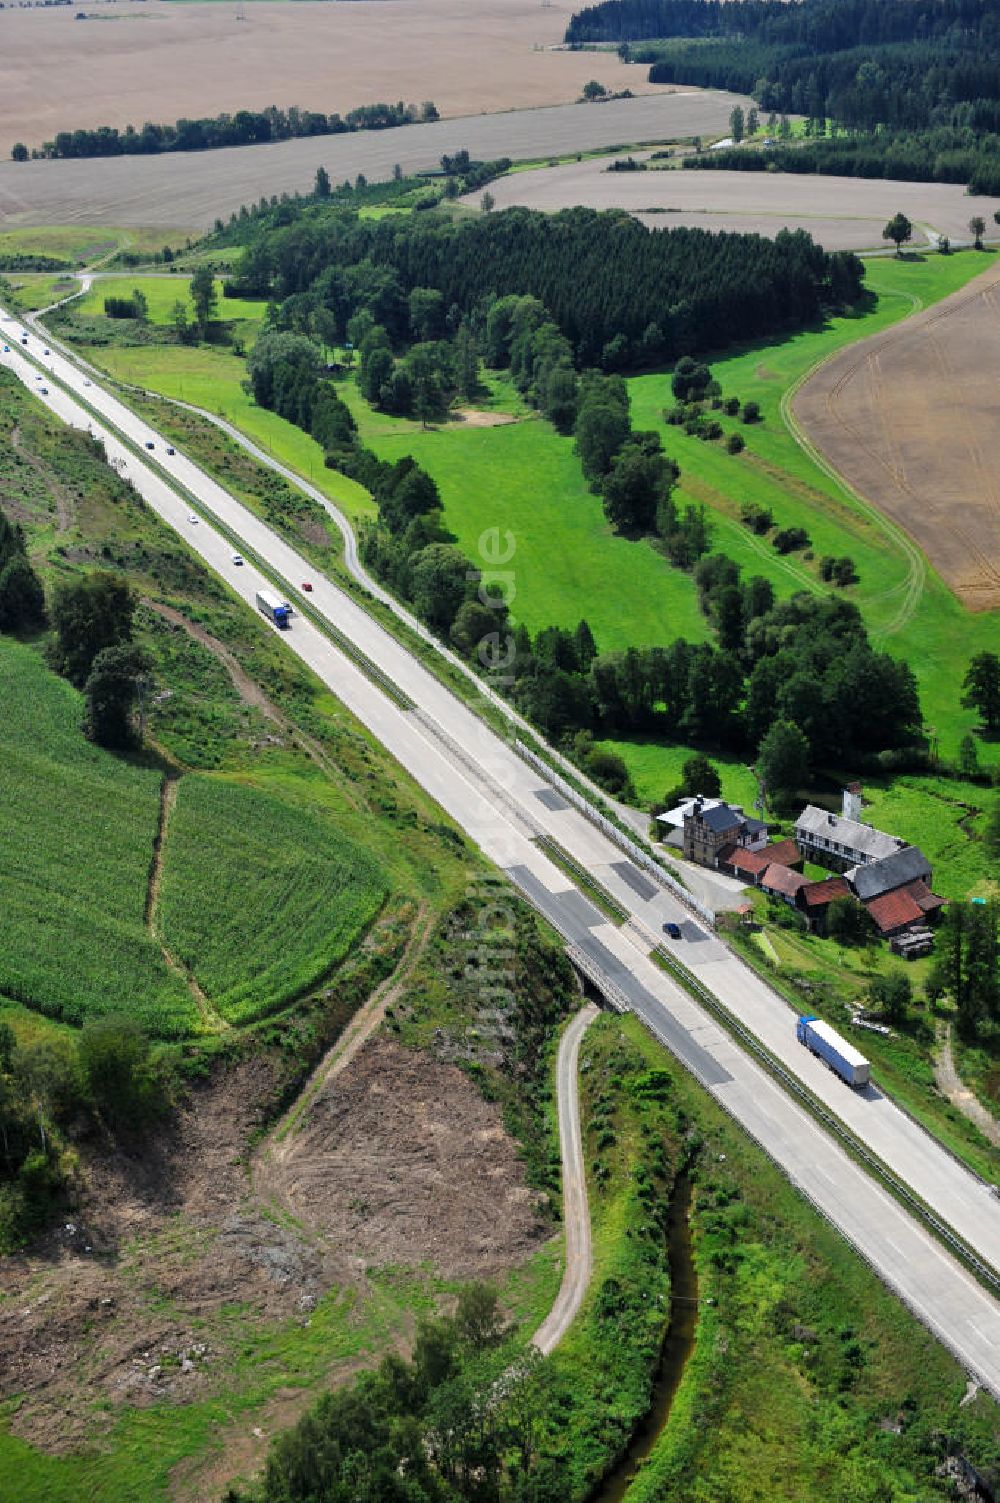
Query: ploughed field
0 638 386 1036
0 0 662 159
0 92 752 229
794 257 1000 611
467 156 994 251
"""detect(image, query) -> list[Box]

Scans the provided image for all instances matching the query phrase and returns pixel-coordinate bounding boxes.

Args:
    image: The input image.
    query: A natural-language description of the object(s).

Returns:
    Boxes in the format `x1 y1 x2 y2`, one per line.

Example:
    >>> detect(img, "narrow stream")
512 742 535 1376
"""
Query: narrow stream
592 1172 699 1503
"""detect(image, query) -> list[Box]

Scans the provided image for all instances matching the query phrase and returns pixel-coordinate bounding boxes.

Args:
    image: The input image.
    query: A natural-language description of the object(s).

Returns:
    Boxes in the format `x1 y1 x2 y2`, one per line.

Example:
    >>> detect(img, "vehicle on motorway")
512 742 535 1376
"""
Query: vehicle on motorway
145 441 155 450
83 378 91 387
43 348 50 355
2 346 8 353
663 921 682 939
38 386 48 395
20 335 27 345
301 581 313 592
187 512 198 524
166 446 175 455
256 589 291 629
797 1015 871 1089
232 553 244 566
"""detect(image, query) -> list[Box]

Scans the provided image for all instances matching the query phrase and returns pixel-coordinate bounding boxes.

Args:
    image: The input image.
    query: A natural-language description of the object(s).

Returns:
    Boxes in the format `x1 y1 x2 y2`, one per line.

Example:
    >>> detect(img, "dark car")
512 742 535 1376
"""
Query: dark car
663 922 682 940
145 440 155 450
301 581 313 592
165 445 175 455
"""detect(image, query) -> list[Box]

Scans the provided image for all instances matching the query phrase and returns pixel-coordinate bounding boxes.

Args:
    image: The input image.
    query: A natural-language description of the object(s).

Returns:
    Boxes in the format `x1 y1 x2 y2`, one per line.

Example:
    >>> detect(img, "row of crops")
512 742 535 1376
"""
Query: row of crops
159 776 387 1026
0 641 387 1037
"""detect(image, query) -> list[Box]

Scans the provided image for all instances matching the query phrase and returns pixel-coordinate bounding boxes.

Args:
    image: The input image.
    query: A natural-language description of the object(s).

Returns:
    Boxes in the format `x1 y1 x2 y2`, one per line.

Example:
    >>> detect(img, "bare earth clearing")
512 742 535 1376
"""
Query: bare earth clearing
0 91 753 228
0 0 655 159
470 156 995 250
794 257 1000 610
0 1033 545 1475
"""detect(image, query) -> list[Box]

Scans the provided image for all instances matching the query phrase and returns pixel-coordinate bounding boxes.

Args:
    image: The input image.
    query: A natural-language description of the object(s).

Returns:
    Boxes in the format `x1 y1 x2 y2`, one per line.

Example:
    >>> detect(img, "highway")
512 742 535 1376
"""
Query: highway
3 308 1000 1395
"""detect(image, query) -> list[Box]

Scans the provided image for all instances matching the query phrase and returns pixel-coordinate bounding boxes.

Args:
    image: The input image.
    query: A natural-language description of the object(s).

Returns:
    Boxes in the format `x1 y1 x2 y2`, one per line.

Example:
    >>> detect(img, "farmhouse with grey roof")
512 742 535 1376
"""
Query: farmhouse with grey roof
795 804 906 872
847 845 933 902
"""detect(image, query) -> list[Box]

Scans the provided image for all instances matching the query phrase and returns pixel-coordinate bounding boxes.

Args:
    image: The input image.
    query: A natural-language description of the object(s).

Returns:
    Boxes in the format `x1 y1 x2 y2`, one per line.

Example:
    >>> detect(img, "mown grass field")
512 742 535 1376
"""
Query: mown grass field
628 250 1000 765
160 776 386 1025
82 343 375 521
75 274 268 328
342 387 711 649
0 225 190 266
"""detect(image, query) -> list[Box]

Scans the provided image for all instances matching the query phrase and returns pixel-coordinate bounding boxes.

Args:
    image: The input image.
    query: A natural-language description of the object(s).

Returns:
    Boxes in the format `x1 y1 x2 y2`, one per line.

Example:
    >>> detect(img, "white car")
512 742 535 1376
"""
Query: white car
187 512 198 524
83 378 91 387
232 553 244 566
38 386 49 395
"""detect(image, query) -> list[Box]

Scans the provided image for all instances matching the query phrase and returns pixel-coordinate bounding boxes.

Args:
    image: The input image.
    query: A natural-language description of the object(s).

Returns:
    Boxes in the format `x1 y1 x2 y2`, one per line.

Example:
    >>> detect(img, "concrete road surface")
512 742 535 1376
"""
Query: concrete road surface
4 310 1000 1394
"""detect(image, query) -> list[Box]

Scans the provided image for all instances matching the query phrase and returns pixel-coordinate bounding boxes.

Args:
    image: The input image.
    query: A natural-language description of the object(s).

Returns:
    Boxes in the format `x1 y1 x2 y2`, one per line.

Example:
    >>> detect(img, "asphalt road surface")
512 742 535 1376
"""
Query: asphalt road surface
4 310 1000 1395
533 1002 600 1356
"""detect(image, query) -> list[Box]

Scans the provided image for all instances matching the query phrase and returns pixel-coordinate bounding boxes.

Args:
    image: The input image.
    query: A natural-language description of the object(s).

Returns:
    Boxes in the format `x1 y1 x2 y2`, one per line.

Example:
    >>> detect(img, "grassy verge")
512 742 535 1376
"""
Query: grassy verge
721 899 999 1182
611 1012 1000 1502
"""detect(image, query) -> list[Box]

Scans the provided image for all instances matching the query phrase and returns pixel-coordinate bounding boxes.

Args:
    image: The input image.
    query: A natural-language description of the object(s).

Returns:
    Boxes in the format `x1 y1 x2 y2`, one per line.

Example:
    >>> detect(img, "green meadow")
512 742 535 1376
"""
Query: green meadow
75 274 268 328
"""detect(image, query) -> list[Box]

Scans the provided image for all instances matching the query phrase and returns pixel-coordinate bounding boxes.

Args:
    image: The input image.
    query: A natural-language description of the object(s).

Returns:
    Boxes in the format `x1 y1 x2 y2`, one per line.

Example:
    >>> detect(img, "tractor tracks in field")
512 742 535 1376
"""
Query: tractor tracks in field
780 301 928 642
145 766 228 1033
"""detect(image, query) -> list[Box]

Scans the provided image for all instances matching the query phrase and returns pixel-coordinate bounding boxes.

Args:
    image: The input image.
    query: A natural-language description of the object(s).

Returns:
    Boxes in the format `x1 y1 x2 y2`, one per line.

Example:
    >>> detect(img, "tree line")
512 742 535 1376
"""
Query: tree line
231 202 864 369
685 127 1000 198
13 99 439 161
565 0 1000 190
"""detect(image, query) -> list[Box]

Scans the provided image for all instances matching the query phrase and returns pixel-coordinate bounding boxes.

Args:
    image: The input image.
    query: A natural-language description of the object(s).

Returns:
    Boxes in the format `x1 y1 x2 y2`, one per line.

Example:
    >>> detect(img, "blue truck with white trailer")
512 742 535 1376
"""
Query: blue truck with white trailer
796 1015 871 1089
256 589 291 630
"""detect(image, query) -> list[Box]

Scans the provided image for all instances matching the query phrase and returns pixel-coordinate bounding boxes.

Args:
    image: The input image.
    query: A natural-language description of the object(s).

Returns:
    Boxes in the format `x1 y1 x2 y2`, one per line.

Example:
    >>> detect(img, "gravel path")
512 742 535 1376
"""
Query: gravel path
935 1024 1000 1149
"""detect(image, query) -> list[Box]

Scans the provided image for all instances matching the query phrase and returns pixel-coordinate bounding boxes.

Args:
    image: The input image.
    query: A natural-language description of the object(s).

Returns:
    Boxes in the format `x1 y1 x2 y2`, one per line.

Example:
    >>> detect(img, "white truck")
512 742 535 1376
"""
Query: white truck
256 589 291 630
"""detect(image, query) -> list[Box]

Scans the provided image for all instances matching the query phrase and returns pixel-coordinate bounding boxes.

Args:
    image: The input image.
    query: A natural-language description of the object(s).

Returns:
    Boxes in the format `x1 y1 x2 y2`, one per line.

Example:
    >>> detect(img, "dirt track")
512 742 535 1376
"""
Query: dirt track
793 257 1000 610
0 91 752 229
470 156 991 251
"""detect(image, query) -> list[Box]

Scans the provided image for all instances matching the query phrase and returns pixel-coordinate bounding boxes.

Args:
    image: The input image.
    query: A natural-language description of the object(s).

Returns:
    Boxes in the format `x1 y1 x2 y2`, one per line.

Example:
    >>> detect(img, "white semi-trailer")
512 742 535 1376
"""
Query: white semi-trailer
256 590 291 630
797 1015 871 1089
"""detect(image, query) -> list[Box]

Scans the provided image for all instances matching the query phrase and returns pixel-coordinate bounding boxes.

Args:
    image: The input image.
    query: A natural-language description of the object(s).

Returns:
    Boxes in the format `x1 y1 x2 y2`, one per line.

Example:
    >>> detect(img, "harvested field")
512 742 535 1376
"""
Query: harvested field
793 258 1000 611
0 0 660 159
469 157 992 251
0 91 752 229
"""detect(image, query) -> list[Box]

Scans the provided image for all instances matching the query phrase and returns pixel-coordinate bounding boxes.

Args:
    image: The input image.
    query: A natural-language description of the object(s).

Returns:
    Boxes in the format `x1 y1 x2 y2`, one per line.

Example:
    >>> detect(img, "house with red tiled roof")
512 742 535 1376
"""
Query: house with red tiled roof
761 862 809 906
866 880 947 937
796 876 851 934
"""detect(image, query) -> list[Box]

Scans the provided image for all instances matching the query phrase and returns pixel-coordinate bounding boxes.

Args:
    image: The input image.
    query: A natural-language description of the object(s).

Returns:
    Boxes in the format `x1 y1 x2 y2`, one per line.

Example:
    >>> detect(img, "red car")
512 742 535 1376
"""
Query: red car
301 581 313 592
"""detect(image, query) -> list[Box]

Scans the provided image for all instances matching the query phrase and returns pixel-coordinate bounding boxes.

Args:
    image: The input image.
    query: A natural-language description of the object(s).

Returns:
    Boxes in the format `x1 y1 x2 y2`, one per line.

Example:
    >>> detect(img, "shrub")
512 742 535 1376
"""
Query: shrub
741 400 761 423
773 526 810 554
740 502 772 533
726 431 745 454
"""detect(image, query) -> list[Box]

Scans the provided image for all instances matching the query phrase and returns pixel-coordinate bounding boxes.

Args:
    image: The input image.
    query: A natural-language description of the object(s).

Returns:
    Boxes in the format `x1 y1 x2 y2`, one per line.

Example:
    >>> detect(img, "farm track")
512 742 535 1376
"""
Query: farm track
8 422 74 531
145 770 229 1034
935 1025 1000 1151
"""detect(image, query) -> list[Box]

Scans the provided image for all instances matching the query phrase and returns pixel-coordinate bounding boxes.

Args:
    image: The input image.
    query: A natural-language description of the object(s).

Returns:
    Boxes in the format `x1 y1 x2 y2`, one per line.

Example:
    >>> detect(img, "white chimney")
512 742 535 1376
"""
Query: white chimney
842 784 863 822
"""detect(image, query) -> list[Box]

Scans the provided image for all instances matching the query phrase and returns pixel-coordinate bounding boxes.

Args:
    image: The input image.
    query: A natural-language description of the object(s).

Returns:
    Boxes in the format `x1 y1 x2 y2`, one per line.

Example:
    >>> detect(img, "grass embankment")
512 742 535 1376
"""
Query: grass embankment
0 364 470 1045
541 1011 683 1495
599 1013 1000 1503
81 343 376 522
0 365 569 1500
